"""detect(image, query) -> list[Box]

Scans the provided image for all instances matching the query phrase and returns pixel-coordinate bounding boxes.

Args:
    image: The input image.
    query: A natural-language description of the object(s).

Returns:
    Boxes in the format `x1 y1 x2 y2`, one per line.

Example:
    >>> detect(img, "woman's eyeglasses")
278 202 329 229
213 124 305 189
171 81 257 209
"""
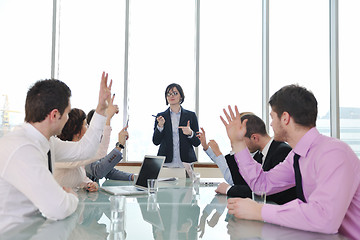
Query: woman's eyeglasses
167 92 179 97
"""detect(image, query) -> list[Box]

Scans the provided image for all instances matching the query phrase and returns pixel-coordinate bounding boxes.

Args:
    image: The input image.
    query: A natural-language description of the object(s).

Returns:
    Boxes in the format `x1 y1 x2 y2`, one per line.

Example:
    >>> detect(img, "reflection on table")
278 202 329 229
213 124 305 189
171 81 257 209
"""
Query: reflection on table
137 185 200 240
0 179 348 240
226 216 348 240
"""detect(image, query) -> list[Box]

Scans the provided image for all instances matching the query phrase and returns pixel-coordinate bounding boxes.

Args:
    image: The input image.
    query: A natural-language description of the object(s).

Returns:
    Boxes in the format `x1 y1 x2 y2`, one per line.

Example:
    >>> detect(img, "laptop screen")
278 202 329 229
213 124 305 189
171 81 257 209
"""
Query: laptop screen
136 156 165 188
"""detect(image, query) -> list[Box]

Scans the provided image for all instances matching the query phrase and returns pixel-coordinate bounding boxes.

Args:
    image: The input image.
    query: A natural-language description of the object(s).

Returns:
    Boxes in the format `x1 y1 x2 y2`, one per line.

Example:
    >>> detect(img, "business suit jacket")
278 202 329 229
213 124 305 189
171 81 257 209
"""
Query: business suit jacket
226 140 297 205
152 107 201 163
85 148 132 182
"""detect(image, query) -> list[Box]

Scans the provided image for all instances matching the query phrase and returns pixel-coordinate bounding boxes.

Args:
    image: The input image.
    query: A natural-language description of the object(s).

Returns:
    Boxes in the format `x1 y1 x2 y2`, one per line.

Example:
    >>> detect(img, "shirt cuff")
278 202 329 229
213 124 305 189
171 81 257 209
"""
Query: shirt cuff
157 125 164 132
187 130 194 138
90 112 107 129
226 185 232 194
234 148 251 166
204 147 216 163
114 147 122 154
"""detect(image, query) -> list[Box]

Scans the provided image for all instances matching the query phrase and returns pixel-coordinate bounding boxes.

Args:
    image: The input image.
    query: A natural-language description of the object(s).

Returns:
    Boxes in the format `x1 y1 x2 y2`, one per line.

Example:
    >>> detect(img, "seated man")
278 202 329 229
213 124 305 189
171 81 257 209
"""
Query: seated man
0 72 111 232
198 114 296 205
222 85 360 239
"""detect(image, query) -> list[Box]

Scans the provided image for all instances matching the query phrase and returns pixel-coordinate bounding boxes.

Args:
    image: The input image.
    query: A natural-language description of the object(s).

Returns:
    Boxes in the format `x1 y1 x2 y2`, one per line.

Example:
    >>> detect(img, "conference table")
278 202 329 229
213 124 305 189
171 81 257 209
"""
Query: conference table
1 179 348 240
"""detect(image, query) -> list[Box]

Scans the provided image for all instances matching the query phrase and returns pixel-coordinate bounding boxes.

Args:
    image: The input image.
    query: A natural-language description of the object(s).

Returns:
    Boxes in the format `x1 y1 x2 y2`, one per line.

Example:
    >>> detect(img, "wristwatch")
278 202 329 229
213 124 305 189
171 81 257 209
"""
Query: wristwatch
115 142 125 149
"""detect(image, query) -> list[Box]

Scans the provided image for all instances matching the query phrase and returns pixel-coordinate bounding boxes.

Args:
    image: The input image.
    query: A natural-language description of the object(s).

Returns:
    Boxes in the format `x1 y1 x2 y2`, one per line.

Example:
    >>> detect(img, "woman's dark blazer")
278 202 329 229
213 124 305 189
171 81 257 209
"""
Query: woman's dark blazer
152 107 201 163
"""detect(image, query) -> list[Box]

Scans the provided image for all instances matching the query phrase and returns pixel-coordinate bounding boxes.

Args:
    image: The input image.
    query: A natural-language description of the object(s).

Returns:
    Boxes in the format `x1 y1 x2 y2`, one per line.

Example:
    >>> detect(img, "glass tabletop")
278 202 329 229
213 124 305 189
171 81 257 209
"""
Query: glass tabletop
0 179 348 240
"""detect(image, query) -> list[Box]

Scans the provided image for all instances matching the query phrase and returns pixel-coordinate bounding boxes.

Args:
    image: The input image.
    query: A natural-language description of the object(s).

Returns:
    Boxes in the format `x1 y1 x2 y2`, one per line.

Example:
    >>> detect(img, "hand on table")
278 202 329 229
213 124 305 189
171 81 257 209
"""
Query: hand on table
215 182 230 195
227 197 263 221
86 182 99 192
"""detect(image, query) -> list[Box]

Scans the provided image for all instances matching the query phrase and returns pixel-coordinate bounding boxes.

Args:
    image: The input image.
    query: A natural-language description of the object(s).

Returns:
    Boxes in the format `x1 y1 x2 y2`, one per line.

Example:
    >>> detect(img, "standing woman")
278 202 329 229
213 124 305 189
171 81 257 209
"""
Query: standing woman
152 83 201 167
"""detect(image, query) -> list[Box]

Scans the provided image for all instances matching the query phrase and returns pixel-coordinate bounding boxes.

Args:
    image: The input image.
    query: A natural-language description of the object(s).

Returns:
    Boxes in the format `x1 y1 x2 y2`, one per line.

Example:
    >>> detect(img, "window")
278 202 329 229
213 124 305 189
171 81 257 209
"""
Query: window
127 0 195 162
2 0 359 161
269 0 330 136
0 0 52 137
57 0 125 150
199 0 262 161
339 0 360 156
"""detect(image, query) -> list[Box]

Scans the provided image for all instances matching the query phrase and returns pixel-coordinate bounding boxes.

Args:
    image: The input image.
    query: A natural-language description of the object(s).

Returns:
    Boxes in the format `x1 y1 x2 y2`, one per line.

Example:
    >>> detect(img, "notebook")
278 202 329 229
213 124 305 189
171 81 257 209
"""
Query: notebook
101 155 165 196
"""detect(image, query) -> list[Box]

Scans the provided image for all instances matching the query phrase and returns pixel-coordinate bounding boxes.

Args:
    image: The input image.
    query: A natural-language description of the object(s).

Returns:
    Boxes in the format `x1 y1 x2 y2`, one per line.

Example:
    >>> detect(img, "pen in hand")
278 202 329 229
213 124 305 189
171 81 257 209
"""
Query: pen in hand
152 115 157 117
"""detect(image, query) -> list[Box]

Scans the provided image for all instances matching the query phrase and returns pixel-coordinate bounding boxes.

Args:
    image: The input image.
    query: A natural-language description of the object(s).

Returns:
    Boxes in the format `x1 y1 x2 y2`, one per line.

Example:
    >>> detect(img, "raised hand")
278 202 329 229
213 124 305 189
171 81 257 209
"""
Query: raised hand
118 126 129 146
220 105 248 153
96 71 113 116
105 94 119 125
179 120 193 136
208 140 222 156
196 127 209 150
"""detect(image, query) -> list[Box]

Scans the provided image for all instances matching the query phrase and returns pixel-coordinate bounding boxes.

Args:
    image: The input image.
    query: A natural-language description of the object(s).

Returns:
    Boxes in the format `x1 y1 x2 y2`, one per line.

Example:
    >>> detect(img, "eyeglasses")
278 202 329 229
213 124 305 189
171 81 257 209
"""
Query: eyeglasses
167 92 179 97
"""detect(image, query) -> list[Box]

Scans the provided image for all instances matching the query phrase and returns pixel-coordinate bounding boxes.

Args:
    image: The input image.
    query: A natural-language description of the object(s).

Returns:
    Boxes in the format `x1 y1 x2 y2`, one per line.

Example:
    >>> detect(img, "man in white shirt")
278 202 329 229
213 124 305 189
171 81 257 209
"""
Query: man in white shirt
0 72 112 233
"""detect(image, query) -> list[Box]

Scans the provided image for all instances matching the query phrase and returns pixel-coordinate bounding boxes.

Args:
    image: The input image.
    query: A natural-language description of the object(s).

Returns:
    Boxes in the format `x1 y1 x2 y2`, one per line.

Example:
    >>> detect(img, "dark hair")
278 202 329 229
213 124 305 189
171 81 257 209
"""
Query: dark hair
165 83 185 105
58 108 86 141
86 109 95 125
241 114 267 138
269 84 317 127
25 79 71 123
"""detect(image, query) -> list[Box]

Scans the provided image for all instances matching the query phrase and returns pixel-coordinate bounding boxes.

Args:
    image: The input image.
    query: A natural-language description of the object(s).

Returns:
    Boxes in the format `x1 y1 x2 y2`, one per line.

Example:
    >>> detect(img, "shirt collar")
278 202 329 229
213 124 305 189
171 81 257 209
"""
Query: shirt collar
170 107 181 115
293 127 319 158
23 122 51 153
261 137 274 158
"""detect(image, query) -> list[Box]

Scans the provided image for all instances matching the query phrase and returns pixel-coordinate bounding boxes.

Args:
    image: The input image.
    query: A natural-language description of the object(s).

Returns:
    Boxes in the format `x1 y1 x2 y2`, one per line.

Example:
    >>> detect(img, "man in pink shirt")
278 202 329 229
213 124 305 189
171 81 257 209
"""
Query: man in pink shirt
221 84 360 239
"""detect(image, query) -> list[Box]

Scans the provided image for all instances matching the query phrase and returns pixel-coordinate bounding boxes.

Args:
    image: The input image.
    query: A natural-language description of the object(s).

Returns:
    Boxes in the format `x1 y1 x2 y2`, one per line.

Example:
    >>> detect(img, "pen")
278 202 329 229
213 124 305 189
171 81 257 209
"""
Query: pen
152 115 157 117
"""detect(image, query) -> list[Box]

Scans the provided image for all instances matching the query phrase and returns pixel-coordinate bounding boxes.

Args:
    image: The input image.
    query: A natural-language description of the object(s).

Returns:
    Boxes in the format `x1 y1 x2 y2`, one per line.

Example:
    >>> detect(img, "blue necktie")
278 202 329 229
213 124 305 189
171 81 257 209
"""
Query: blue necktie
293 153 306 202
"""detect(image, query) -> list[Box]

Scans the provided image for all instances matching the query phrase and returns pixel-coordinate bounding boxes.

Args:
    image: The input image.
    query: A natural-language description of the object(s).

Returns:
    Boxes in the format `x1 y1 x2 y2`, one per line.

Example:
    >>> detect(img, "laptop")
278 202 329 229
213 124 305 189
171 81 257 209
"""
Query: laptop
101 155 165 196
